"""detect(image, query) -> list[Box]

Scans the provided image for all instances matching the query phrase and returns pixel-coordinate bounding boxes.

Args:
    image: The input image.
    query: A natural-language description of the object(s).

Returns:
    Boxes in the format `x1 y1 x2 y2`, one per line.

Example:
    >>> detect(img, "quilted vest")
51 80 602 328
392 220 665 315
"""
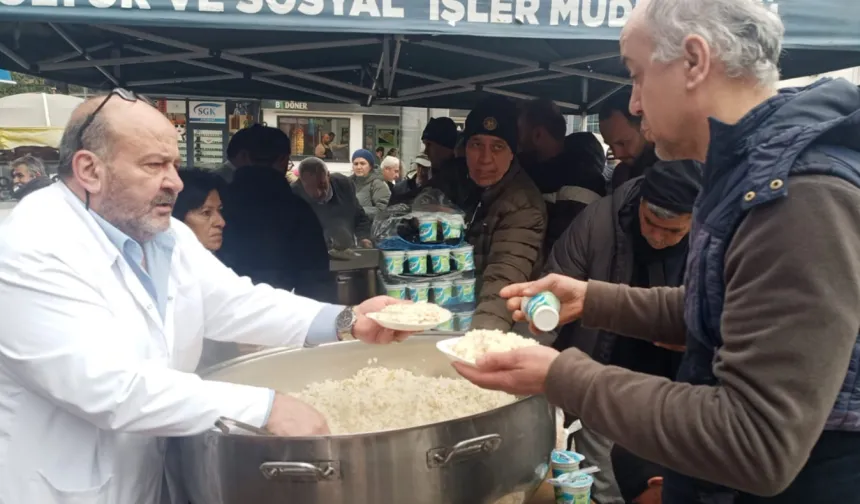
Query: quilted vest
666 80 860 502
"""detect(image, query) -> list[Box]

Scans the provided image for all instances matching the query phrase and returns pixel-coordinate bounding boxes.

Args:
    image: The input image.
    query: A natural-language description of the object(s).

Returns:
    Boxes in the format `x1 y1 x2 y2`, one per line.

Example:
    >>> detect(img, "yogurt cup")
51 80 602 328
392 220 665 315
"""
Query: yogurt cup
407 282 430 302
435 318 455 331
431 280 454 306
453 278 476 303
454 311 474 331
521 291 561 332
405 250 429 275
382 250 406 275
559 473 593 504
451 245 475 272
417 214 439 243
550 450 586 502
429 249 451 274
441 214 464 240
384 284 407 300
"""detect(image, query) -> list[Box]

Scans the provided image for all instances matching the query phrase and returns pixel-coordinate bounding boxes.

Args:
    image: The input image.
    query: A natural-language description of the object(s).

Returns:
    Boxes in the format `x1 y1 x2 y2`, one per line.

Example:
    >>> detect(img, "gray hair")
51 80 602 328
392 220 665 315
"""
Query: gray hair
298 156 329 177
11 154 45 177
380 156 400 171
57 98 113 178
644 0 784 88
644 199 682 220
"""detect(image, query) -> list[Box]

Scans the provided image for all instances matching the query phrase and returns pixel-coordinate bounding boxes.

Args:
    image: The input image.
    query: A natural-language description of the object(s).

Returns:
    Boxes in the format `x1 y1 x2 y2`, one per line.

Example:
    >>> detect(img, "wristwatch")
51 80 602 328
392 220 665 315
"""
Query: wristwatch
335 306 358 341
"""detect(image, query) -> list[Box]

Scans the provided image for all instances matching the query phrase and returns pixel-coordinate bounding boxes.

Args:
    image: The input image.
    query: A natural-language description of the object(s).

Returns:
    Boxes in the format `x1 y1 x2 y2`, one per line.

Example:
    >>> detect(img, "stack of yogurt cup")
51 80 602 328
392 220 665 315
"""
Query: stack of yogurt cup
381 246 475 278
548 450 593 504
416 212 465 244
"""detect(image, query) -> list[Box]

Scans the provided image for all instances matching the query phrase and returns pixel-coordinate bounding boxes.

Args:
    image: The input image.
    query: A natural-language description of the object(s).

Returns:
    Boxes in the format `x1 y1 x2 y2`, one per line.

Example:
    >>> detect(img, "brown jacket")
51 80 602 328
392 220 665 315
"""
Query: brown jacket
467 162 547 330
543 175 860 496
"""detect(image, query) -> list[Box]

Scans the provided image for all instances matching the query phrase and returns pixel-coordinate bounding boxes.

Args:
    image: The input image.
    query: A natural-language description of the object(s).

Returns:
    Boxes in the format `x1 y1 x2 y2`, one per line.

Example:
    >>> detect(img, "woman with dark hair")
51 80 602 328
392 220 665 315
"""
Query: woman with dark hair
173 169 226 252
173 169 237 370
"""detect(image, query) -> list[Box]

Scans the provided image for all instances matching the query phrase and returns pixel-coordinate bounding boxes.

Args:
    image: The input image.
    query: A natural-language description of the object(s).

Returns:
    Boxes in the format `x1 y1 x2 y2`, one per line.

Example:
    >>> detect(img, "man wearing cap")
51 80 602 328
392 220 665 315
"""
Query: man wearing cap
389 153 432 207
422 117 458 171
456 96 547 331
546 160 702 503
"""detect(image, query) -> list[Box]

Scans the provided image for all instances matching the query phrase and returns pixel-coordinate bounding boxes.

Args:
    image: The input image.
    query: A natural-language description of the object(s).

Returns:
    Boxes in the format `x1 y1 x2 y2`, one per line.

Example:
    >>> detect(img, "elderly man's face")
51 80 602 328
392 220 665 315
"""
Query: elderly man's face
382 163 399 183
300 171 331 202
599 112 648 166
11 164 34 187
466 134 513 187
638 200 692 250
620 4 705 161
82 102 183 242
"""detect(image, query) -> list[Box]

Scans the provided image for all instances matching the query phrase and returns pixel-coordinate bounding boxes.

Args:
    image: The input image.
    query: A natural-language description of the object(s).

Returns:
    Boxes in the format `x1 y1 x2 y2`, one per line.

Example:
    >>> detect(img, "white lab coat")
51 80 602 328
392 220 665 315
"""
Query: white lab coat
0 183 328 504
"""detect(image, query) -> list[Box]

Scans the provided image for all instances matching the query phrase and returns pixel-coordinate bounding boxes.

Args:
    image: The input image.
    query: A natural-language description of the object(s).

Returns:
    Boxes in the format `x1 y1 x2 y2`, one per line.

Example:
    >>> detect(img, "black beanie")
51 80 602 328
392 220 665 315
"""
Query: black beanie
463 96 518 153
422 117 458 150
640 159 703 214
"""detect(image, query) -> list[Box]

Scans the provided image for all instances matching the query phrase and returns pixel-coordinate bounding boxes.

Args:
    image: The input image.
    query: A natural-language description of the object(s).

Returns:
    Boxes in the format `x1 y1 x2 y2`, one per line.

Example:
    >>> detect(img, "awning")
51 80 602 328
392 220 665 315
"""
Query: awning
0 0 858 111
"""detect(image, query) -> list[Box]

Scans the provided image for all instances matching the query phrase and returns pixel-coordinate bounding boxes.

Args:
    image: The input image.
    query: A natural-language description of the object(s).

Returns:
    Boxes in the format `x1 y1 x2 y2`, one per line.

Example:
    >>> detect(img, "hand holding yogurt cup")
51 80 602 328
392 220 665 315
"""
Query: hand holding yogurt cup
500 274 588 334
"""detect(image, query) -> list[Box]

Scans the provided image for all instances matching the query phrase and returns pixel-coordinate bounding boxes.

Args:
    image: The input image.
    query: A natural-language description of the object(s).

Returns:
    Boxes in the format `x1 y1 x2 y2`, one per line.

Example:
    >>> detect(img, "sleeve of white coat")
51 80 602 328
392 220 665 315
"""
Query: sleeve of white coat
179 225 330 347
0 252 274 435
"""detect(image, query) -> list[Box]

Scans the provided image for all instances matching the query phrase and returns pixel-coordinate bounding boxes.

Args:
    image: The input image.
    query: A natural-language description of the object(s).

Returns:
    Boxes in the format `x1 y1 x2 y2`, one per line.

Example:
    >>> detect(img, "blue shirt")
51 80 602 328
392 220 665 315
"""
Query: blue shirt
90 211 175 321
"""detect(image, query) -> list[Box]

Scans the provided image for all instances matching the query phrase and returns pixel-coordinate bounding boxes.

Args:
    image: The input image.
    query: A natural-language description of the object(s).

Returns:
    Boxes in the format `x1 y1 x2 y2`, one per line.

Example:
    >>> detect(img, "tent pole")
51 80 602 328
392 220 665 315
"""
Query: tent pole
387 36 403 95
48 23 119 87
367 47 387 106
39 52 210 72
397 67 538 97
40 41 113 65
251 76 359 104
587 84 627 111
0 41 31 71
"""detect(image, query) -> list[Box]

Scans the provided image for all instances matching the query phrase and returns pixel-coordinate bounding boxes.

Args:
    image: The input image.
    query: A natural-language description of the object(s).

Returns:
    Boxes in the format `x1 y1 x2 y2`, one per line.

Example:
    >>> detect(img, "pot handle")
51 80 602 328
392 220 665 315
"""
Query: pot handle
260 461 341 482
427 433 503 468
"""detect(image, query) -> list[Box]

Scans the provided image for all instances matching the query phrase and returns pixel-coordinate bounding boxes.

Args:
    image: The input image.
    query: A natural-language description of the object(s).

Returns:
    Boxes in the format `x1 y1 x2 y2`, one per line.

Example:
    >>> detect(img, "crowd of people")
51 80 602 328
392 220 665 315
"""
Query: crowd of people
2 0 860 502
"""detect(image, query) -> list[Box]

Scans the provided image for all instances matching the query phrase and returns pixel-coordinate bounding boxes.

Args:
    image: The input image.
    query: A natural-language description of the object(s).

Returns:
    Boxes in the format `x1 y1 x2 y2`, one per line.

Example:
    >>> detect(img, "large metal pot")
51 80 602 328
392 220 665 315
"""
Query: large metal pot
179 335 555 504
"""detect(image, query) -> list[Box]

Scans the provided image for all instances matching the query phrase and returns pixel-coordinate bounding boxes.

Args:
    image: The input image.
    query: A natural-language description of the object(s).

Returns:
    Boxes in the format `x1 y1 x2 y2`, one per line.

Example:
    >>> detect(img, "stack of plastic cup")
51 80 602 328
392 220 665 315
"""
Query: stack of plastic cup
558 473 593 504
455 311 474 331
441 214 464 240
550 450 585 502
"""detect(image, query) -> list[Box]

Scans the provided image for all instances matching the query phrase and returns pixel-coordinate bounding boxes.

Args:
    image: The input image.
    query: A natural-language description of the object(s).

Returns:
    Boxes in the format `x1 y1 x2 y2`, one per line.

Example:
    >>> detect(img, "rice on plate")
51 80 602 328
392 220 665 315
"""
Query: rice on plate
450 329 539 363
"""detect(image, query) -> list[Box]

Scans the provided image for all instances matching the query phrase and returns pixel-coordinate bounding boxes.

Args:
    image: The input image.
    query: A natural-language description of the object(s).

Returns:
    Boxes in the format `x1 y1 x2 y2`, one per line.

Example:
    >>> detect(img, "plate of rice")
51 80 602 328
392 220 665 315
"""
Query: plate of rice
437 329 540 367
366 302 453 331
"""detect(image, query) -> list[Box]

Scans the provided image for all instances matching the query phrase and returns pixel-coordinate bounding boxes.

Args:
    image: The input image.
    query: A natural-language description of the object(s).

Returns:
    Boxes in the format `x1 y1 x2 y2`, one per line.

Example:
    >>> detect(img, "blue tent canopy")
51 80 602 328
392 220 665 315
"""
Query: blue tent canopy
0 0 857 109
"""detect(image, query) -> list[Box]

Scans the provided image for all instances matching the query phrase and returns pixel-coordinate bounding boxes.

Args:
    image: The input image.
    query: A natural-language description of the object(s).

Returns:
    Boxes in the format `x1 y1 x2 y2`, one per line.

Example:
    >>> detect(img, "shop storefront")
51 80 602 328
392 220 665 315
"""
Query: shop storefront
262 100 406 174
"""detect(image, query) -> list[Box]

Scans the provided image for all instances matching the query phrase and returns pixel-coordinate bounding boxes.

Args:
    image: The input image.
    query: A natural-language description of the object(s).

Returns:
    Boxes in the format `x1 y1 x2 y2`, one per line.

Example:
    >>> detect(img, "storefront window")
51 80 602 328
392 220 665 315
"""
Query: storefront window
363 115 401 163
277 115 351 162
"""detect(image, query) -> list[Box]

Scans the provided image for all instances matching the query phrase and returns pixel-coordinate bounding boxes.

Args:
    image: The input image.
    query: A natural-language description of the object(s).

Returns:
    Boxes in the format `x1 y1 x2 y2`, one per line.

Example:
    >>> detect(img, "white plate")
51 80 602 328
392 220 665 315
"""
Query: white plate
366 310 452 332
435 336 477 367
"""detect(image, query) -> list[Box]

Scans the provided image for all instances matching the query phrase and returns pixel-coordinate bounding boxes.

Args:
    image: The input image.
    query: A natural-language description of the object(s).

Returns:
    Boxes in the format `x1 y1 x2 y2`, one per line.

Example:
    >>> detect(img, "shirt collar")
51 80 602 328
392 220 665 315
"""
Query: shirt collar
88 210 175 254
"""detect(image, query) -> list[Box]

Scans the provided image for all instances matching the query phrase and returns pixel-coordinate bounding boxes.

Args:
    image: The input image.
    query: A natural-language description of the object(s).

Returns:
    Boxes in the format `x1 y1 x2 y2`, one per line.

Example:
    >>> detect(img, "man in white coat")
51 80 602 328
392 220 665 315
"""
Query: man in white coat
0 91 410 504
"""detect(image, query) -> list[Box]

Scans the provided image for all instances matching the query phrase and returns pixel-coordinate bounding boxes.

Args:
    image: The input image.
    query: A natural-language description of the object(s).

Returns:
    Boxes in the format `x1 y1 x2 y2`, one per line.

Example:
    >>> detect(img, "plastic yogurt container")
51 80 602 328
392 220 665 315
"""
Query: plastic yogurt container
407 282 430 302
550 451 586 502
435 317 455 331
405 250 429 275
431 280 454 306
453 278 476 303
384 284 407 300
558 473 593 504
521 291 561 332
451 245 475 271
382 250 406 275
417 214 439 243
429 249 451 274
441 214 464 240
454 311 474 331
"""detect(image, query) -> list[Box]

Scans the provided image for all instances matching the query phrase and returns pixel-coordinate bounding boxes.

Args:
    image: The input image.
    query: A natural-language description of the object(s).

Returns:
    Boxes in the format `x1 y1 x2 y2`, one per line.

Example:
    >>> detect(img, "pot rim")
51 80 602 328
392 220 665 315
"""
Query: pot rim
197 337 548 441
